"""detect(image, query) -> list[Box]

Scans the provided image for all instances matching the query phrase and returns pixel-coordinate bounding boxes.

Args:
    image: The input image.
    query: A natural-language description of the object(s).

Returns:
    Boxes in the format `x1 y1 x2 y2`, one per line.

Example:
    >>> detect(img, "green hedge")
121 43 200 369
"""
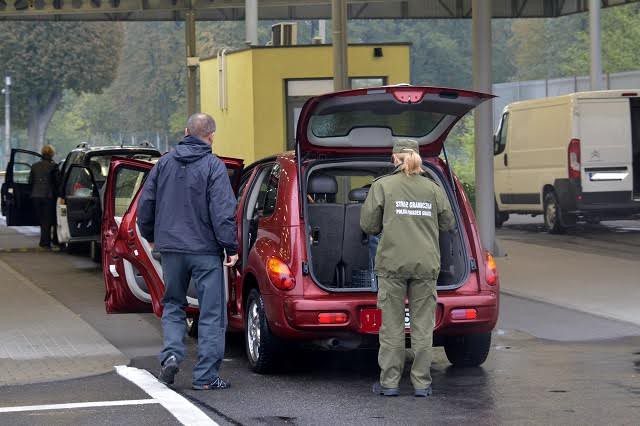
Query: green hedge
460 180 476 211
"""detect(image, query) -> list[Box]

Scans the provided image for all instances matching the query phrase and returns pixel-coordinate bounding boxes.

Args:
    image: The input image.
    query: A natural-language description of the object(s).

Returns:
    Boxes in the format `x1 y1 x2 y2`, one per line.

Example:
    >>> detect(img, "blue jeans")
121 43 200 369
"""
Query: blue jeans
159 252 227 385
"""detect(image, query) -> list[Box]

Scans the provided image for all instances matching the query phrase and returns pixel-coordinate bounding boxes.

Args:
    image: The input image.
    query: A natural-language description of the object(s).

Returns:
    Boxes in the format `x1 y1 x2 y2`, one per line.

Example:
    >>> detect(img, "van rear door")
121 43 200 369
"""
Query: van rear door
578 98 634 195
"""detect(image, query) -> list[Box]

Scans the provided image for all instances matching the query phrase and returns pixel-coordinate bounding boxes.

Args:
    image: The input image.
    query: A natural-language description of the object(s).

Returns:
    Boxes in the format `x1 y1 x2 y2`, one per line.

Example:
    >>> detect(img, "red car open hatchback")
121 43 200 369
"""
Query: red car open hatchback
102 85 499 373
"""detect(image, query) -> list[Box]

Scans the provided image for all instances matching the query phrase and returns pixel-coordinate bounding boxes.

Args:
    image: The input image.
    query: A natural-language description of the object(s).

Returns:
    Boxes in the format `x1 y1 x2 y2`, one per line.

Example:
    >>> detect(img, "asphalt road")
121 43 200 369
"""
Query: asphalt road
1 220 639 425
497 215 640 262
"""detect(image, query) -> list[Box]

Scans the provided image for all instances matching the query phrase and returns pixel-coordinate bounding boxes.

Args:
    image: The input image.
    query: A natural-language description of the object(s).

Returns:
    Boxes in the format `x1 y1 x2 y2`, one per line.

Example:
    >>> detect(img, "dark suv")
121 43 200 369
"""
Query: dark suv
1 143 160 259
102 86 500 373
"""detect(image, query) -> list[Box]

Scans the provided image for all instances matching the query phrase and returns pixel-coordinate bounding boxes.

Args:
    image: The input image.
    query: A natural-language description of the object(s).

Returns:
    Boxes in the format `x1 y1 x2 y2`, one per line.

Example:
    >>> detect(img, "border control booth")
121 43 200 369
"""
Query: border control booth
199 42 410 163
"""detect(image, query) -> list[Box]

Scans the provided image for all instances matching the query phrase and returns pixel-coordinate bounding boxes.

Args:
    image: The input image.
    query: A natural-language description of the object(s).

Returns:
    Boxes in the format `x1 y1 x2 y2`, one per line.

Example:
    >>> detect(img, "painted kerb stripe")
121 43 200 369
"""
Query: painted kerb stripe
116 365 218 426
0 399 158 414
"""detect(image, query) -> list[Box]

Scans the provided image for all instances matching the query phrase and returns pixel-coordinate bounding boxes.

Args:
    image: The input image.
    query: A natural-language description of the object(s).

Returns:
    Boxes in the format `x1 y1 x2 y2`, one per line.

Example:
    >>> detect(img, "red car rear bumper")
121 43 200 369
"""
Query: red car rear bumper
263 291 499 340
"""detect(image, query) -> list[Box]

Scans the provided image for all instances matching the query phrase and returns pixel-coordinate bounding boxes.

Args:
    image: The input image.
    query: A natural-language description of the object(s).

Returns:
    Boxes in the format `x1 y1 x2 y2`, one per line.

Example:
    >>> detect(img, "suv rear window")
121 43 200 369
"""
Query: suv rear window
309 95 447 138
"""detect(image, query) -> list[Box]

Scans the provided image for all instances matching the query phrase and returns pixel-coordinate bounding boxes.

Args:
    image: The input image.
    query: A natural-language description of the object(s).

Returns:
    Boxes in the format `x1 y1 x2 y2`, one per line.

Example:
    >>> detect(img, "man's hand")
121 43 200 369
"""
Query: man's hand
224 254 239 267
149 242 155 251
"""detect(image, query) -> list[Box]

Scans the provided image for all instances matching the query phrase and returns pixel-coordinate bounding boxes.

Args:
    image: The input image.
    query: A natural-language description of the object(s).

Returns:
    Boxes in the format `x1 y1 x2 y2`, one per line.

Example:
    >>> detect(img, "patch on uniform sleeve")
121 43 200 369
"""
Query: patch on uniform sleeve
394 200 433 217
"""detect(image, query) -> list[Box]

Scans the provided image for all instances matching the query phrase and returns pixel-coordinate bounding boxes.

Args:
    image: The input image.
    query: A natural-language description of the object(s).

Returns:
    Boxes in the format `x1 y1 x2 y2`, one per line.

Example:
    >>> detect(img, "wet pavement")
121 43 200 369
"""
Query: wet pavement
1 220 639 424
126 329 640 425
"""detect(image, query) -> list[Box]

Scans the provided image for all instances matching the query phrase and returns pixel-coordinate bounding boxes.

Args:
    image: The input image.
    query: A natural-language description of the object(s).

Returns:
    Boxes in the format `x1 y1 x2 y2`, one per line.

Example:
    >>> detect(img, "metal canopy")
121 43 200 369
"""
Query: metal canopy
0 0 637 21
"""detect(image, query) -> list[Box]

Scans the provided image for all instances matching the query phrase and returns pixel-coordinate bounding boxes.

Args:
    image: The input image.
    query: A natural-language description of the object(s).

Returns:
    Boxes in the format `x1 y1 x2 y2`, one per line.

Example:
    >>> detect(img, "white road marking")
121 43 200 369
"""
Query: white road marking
115 365 217 426
0 399 158 413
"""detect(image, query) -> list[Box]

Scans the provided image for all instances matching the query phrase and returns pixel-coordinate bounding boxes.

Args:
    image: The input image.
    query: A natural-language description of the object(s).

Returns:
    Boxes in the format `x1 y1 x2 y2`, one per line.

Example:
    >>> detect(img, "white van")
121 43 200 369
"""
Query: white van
493 90 640 233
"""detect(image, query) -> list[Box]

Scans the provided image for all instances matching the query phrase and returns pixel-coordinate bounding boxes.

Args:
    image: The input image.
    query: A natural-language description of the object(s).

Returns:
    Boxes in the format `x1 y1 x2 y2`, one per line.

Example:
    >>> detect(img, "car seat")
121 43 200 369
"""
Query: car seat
306 174 344 286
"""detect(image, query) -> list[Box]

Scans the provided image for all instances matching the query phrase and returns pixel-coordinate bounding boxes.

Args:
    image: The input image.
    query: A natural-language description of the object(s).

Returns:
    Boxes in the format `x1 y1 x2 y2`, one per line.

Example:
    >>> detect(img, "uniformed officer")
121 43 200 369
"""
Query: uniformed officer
360 138 455 397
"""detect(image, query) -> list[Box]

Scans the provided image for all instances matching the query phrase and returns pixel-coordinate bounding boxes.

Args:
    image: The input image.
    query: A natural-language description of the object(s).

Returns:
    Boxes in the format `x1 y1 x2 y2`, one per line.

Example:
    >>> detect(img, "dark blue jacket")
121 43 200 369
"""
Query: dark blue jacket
137 135 238 256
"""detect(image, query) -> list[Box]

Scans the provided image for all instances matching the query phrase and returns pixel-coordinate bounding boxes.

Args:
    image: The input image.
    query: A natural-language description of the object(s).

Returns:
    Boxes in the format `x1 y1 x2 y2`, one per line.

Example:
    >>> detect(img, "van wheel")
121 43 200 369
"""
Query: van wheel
585 216 601 225
544 192 567 234
444 332 491 367
245 289 280 373
495 201 508 228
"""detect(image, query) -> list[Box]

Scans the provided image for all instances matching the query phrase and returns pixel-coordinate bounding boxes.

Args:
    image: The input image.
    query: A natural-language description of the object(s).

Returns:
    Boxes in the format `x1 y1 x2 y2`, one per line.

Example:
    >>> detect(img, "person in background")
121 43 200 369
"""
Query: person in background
137 113 238 390
360 139 455 398
29 144 59 249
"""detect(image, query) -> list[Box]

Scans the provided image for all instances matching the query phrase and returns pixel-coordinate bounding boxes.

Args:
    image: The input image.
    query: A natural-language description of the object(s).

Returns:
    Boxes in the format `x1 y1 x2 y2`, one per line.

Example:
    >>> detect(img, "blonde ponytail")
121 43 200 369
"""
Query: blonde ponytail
396 149 424 176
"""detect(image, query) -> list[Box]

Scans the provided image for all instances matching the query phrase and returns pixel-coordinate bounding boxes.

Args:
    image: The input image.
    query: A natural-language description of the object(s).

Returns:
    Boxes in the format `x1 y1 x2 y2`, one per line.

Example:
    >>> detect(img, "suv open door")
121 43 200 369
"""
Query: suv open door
58 165 101 244
1 149 43 226
102 155 244 316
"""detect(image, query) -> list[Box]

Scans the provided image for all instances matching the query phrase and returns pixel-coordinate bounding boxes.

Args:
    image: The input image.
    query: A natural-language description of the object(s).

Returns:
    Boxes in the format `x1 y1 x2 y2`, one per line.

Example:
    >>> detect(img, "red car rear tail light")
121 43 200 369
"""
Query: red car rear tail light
451 308 478 320
266 257 296 291
568 138 581 180
317 313 348 324
485 251 498 286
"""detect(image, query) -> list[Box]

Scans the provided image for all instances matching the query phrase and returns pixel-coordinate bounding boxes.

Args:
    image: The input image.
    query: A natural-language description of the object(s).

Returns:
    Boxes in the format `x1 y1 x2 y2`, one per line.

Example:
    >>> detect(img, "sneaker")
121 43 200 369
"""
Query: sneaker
192 377 231 390
414 386 433 397
158 355 179 385
372 382 400 397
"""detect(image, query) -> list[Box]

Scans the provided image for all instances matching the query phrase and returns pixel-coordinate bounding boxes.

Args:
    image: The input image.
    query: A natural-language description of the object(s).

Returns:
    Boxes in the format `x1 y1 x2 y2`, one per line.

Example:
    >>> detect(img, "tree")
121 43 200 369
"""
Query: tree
0 23 123 151
507 3 640 81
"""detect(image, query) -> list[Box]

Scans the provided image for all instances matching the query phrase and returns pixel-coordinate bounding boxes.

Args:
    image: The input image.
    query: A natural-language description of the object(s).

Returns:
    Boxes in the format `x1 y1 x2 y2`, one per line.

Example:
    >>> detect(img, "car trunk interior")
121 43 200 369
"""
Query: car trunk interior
631 98 640 198
304 160 468 292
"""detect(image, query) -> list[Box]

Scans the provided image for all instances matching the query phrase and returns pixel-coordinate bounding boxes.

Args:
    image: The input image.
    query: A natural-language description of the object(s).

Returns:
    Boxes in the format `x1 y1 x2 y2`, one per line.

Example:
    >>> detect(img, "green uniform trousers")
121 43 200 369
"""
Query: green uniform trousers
377 275 437 390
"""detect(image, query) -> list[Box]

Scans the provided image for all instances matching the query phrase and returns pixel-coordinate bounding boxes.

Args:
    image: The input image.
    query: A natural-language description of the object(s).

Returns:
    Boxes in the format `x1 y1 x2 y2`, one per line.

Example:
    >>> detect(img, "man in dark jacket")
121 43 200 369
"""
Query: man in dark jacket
137 113 238 390
29 144 59 249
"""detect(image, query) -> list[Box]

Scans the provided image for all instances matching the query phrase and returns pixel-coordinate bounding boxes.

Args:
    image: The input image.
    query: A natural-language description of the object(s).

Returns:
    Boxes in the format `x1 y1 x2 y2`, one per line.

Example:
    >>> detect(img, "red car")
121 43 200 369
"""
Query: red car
102 85 499 373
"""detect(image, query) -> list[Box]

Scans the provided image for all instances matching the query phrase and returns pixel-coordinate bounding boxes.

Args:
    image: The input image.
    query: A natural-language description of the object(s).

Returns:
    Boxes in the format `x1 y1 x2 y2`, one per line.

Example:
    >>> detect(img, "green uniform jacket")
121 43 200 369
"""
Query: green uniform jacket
360 168 456 280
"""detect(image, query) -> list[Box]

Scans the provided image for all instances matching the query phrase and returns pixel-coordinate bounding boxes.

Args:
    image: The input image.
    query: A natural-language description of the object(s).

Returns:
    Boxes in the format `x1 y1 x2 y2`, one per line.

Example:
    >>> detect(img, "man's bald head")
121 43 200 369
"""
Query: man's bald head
186 113 217 141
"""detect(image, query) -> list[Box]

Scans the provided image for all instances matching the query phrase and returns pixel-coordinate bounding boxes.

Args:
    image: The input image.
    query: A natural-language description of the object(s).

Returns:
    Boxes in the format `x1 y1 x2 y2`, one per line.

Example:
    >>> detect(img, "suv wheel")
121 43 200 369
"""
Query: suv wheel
90 241 102 264
444 332 491 367
245 289 280 373
66 241 85 255
543 192 567 234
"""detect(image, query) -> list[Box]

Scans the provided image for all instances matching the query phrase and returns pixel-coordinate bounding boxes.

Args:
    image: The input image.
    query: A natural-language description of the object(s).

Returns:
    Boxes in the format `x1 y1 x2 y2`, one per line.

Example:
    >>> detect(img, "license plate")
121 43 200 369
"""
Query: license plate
404 308 410 329
360 307 411 333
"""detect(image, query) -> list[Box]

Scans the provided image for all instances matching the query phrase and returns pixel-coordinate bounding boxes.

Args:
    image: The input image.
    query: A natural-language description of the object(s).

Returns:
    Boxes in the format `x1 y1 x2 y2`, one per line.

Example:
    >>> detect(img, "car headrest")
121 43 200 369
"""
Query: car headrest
88 161 103 178
348 187 369 202
308 174 338 194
